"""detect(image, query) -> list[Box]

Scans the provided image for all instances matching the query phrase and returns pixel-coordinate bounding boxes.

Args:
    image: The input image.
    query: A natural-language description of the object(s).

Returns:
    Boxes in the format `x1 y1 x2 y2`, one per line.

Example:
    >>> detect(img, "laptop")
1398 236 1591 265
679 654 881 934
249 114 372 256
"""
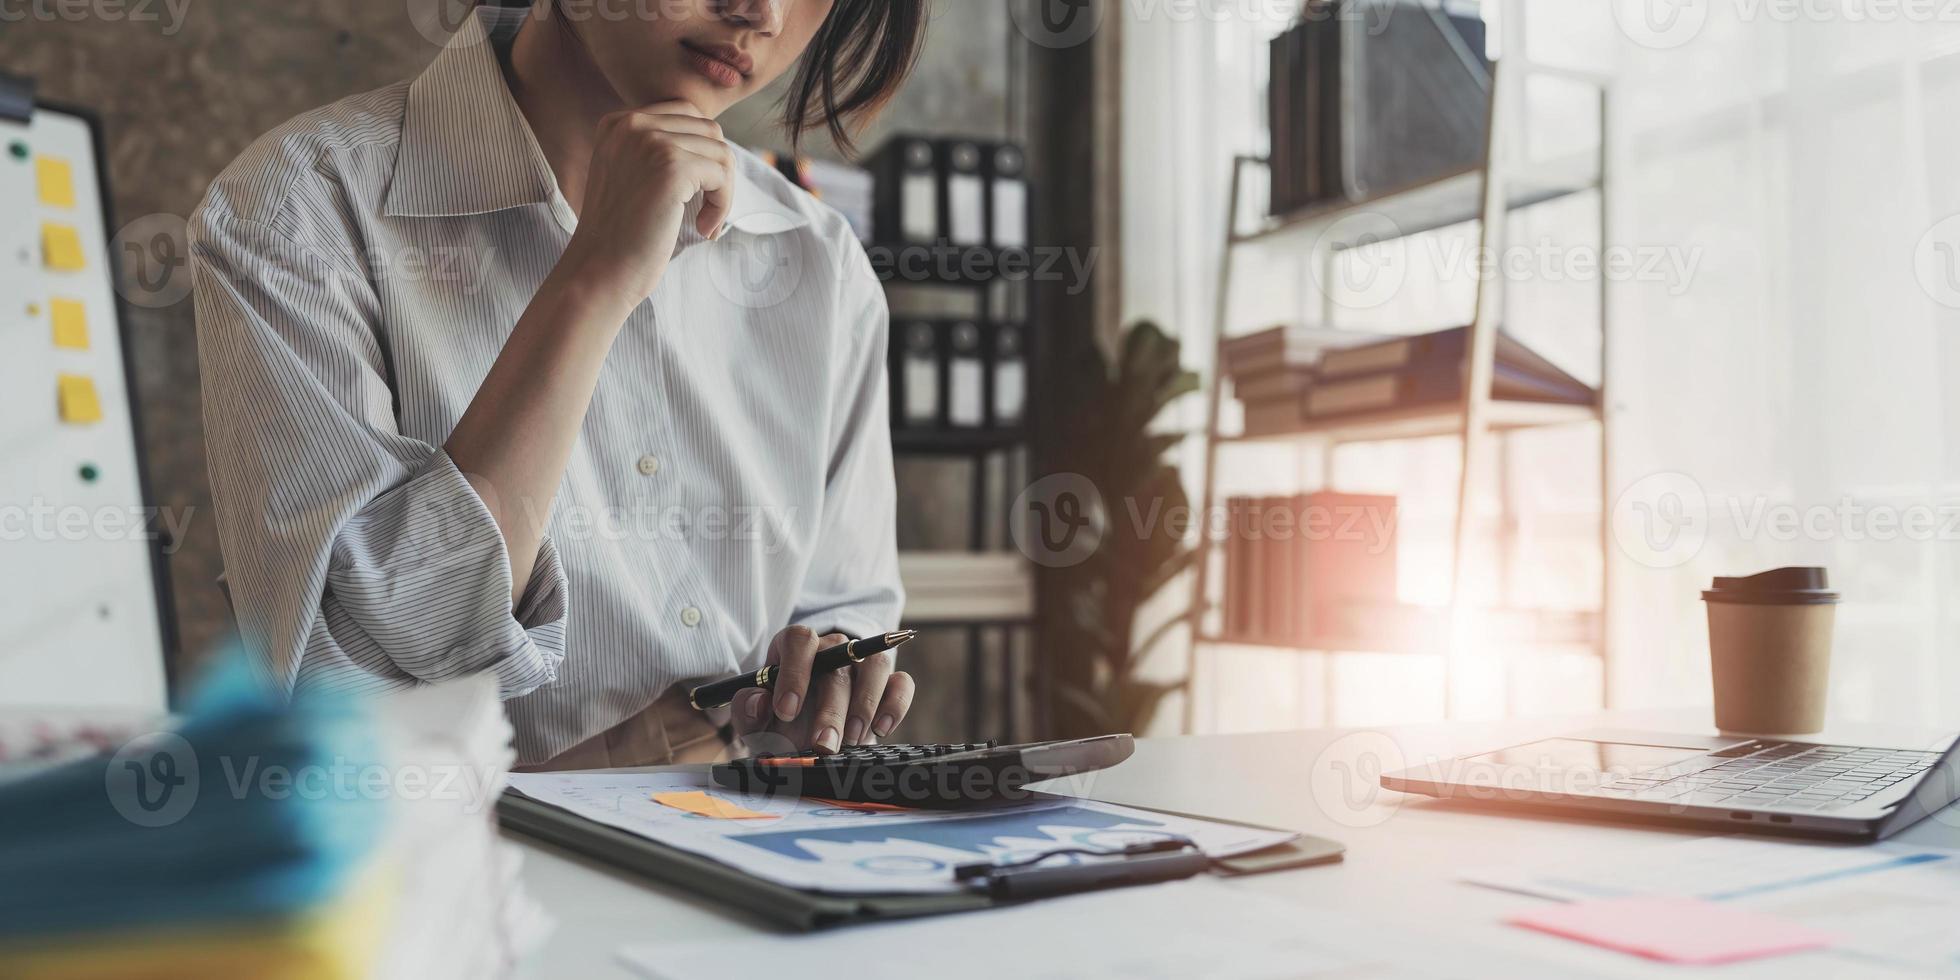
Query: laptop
1381 728 1960 840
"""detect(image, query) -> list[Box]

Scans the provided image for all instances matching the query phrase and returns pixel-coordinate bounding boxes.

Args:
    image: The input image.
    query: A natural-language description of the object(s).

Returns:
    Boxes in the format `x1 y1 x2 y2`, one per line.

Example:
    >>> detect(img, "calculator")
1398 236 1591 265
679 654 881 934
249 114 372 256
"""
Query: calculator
710 734 1136 808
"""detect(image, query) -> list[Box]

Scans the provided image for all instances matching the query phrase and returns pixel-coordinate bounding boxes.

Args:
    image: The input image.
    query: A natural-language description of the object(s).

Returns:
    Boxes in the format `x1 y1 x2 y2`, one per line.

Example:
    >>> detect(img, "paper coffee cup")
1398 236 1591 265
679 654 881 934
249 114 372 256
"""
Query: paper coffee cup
1703 567 1839 736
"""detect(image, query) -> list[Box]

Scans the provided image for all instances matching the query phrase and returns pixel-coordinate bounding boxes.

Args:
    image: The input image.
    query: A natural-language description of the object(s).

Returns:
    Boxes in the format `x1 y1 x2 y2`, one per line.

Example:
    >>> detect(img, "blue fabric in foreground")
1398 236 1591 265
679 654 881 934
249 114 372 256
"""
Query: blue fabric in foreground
0 646 388 940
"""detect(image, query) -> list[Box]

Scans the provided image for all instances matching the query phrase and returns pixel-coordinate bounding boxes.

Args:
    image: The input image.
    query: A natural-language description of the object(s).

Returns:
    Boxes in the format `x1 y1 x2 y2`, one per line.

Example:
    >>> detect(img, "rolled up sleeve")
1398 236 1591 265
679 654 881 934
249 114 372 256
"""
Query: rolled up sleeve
192 208 567 699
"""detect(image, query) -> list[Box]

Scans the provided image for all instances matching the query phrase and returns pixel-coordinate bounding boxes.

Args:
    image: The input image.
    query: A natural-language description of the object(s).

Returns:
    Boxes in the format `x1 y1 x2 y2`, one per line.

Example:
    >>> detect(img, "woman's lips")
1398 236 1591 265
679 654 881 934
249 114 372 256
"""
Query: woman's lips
681 41 752 89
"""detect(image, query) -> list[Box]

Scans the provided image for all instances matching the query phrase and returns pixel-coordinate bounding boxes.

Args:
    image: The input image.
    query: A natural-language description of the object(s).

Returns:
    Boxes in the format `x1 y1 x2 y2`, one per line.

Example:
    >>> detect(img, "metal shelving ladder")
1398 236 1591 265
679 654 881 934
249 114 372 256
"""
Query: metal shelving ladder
1184 9 1615 730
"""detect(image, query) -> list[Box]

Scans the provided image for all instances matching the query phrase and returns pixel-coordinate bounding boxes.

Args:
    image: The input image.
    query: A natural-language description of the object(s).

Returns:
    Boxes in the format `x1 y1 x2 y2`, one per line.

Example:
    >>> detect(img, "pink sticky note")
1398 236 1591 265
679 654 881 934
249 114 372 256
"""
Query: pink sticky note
1509 897 1833 965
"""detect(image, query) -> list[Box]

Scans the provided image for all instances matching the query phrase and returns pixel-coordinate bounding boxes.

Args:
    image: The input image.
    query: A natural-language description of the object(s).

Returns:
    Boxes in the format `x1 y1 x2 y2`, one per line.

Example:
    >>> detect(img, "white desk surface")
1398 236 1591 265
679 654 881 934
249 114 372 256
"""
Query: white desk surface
511 709 1960 979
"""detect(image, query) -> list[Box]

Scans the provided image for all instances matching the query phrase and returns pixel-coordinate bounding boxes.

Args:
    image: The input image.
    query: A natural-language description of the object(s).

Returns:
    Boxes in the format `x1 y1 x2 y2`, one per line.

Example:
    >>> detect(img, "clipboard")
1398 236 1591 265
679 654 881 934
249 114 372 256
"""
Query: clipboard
497 787 1343 932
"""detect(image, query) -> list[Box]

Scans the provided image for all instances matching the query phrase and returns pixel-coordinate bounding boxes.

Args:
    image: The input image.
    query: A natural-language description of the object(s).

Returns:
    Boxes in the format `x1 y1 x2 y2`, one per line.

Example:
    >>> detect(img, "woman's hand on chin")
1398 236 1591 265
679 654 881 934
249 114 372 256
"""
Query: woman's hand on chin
556 100 734 313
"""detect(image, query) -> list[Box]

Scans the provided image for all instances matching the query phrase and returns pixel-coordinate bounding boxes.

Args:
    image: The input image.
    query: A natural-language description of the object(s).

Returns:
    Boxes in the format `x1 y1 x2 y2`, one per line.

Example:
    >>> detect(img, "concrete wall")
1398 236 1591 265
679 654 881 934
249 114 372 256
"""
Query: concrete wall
0 2 1013 734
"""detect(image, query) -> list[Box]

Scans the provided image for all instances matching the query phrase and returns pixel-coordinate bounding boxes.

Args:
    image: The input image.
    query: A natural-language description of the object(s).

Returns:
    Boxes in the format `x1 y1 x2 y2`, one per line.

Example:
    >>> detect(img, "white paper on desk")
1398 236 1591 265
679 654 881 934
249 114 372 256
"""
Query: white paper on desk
1464 835 1960 974
1463 835 1954 903
618 878 1355 980
506 771 1295 895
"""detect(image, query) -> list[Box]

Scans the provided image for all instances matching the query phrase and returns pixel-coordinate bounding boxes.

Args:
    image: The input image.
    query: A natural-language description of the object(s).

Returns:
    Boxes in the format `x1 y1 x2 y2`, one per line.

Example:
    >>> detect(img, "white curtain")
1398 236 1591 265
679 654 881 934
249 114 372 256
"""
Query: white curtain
1125 0 1960 731
1599 3 1960 726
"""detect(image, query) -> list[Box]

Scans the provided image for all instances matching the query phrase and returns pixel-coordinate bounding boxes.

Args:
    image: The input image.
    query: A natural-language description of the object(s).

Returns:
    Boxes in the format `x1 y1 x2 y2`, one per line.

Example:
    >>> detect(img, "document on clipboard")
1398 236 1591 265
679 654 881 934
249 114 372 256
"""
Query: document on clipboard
504 770 1298 896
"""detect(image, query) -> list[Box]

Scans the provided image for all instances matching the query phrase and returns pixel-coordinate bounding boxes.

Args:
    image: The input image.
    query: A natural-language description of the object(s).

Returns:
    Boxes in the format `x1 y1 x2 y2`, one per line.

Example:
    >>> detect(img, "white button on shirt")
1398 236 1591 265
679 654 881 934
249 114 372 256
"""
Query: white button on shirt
188 6 903 766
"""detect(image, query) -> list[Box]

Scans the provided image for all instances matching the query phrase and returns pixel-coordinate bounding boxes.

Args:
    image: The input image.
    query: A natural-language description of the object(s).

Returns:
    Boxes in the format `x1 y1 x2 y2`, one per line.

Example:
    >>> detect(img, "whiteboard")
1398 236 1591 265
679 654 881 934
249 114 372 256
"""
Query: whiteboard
0 99 171 710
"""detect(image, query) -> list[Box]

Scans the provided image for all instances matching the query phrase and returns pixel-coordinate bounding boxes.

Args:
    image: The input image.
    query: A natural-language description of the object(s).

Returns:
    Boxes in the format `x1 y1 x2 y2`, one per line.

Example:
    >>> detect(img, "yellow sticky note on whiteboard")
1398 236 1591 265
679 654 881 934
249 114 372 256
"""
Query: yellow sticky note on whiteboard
51 299 90 350
36 156 77 209
58 374 103 424
42 223 86 271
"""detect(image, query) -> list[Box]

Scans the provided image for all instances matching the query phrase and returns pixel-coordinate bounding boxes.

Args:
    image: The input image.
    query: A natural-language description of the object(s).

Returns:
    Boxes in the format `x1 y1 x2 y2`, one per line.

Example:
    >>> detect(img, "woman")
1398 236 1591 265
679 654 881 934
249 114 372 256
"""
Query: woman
190 0 927 769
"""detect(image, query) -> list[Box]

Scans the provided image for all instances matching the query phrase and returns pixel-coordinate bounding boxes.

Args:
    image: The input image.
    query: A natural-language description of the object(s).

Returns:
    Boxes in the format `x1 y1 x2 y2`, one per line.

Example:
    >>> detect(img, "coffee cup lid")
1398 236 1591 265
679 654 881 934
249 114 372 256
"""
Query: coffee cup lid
1703 566 1840 605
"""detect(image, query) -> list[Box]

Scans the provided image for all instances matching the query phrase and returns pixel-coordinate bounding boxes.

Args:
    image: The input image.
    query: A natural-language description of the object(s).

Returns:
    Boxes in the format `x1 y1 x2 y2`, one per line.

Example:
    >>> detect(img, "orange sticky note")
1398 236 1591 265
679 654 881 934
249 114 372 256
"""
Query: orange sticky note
58 374 103 424
42 223 86 271
51 299 90 350
36 156 77 209
651 790 775 820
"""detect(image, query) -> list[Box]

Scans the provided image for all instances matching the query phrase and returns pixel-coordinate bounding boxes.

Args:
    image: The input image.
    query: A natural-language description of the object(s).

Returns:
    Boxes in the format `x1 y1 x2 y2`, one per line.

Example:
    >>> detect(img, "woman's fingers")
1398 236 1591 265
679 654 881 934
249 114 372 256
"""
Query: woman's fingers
845 652 895 746
651 135 734 238
805 668 852 754
873 672 916 740
729 688 771 737
767 626 818 722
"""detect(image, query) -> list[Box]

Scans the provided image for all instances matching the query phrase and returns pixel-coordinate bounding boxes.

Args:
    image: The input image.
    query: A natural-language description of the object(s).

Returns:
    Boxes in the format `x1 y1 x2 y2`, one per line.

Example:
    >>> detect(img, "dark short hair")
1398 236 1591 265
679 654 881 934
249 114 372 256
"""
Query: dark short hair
781 0 928 152
482 0 926 153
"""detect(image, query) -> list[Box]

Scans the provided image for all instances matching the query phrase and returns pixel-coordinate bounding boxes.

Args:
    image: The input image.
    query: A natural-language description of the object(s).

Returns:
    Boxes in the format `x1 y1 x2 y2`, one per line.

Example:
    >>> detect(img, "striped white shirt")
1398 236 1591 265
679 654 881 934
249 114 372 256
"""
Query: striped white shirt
189 6 902 765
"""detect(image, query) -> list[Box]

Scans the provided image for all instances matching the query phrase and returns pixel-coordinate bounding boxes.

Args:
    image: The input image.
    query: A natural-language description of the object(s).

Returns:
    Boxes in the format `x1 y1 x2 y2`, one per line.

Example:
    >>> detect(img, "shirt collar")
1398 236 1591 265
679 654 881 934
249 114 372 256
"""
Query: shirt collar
384 5 807 238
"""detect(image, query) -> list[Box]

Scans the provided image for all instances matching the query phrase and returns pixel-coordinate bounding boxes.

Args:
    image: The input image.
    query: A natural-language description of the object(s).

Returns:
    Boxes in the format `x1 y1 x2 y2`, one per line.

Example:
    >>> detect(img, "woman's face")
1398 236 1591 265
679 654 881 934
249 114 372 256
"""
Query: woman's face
563 0 837 117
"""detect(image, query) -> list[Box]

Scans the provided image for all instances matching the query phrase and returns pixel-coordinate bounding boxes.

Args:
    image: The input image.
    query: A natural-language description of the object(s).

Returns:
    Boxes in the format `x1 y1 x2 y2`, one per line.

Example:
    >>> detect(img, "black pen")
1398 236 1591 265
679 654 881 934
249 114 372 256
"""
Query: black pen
688 630 919 710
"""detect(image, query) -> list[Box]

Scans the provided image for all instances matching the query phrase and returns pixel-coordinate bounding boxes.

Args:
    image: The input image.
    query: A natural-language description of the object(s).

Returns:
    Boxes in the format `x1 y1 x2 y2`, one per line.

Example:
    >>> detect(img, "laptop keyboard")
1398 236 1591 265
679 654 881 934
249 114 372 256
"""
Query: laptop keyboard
1603 740 1940 812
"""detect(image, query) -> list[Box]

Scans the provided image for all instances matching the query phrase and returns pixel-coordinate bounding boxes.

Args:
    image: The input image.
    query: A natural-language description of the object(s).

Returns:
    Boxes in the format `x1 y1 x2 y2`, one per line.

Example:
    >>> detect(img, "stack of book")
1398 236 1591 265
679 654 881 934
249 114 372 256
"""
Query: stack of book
1225 326 1595 437
1220 326 1357 437
1221 492 1398 646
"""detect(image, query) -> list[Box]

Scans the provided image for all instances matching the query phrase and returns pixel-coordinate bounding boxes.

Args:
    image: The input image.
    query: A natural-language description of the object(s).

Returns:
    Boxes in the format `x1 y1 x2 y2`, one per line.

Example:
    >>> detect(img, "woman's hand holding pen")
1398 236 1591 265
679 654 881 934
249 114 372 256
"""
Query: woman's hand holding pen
730 626 917 755
556 99 734 316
